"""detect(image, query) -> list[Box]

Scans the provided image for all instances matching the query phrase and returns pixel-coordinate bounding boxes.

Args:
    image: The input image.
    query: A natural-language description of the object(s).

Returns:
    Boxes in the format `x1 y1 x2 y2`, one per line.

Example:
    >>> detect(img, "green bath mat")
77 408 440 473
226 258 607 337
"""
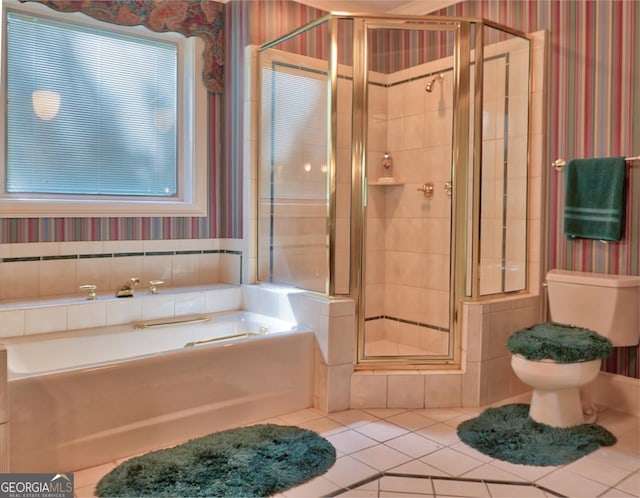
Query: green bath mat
96 424 336 497
457 404 616 466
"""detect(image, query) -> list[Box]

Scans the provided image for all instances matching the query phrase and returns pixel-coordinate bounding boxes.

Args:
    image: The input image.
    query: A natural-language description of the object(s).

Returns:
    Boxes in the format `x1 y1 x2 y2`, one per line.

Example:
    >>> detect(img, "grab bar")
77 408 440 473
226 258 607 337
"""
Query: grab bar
184 332 260 348
552 155 640 171
133 314 210 330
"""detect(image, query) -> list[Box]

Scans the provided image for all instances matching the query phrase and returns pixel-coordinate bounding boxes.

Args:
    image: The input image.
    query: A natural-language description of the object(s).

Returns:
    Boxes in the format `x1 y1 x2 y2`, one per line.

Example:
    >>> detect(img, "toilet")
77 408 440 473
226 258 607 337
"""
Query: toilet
509 269 640 428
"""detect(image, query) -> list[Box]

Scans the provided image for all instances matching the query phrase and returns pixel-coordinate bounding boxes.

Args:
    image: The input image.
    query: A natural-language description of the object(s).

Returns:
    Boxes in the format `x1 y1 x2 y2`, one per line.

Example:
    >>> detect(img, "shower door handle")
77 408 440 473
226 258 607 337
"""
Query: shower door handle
444 181 453 196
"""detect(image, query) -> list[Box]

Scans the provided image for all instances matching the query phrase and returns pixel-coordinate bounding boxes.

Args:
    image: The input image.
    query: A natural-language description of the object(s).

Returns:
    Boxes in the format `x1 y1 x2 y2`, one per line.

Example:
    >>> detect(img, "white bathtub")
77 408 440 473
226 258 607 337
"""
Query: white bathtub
6 310 300 379
4 310 315 472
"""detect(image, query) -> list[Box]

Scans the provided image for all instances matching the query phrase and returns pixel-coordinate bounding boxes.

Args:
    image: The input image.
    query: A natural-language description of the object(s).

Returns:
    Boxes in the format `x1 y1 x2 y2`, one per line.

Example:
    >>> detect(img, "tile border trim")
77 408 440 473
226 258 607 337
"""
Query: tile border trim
1 249 242 263
365 315 450 333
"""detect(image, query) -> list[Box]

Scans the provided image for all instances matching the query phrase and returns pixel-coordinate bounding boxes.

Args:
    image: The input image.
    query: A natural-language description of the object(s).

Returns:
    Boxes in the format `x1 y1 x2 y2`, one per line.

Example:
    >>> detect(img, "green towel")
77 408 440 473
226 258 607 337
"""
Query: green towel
564 156 626 241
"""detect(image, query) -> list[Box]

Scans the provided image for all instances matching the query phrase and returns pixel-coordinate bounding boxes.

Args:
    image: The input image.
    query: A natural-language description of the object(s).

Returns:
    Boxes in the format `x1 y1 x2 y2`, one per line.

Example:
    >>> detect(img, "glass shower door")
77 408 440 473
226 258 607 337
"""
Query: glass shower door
257 22 331 293
360 23 458 364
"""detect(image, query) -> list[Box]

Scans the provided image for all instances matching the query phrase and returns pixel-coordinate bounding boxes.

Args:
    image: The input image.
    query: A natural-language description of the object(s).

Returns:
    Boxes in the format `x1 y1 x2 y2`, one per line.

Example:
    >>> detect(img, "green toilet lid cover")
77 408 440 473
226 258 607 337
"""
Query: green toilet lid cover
507 322 612 362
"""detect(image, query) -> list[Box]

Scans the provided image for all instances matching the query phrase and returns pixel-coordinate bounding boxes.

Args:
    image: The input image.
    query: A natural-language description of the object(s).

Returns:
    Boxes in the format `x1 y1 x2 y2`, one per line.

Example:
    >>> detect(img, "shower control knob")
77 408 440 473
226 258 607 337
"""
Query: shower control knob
417 183 434 197
79 284 97 300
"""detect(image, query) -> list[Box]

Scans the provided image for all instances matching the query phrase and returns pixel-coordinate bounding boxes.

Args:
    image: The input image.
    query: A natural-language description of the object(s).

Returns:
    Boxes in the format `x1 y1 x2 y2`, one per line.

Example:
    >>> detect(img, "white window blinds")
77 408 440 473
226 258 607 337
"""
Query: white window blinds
6 10 178 197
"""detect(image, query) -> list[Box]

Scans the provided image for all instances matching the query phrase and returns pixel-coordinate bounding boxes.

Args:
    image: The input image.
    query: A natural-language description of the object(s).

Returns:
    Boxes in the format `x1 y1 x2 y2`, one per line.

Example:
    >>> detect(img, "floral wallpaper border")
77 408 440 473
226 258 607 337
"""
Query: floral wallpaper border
20 0 224 93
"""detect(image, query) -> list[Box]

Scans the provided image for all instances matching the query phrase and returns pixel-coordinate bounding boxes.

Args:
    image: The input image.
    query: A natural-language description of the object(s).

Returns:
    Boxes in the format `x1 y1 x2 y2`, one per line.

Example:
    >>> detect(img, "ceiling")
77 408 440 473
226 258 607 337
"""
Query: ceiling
295 0 460 15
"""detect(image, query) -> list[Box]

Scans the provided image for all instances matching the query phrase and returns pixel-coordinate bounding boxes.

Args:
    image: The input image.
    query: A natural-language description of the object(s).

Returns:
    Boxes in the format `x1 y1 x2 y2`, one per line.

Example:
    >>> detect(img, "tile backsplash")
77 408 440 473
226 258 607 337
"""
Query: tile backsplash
0 239 242 301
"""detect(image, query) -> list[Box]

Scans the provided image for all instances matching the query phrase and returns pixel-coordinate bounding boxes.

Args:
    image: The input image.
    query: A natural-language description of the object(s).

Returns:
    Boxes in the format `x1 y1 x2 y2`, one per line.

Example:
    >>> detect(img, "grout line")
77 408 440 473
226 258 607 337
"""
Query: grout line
324 471 568 498
323 473 385 497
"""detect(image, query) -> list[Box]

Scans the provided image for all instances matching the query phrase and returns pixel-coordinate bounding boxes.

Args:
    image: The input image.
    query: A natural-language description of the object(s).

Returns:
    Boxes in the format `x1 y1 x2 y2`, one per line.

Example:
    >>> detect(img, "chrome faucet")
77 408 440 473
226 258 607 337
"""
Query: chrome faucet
115 277 140 298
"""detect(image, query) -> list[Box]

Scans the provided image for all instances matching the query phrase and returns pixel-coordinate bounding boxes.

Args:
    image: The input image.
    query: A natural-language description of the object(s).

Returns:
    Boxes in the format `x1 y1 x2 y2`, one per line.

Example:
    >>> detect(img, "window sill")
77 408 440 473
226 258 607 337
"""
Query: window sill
0 196 208 218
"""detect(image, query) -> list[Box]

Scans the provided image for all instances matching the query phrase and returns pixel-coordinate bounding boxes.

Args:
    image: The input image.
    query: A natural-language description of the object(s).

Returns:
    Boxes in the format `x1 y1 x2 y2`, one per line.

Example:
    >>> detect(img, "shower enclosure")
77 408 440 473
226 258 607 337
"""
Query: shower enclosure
257 14 532 368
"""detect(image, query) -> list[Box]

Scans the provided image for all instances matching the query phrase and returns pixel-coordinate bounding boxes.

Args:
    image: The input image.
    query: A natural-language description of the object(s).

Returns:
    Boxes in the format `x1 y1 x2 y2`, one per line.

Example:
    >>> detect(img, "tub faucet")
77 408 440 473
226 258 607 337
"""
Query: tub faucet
116 277 140 298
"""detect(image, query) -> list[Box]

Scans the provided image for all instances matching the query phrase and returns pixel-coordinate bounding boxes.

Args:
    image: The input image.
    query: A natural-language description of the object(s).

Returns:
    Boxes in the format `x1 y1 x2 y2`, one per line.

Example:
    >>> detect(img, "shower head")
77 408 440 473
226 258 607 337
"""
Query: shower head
425 73 444 93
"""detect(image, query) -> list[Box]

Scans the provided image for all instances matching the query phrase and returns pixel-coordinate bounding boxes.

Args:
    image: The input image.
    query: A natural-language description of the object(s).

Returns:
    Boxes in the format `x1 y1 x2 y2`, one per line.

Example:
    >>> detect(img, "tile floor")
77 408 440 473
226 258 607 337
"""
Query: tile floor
73 400 639 498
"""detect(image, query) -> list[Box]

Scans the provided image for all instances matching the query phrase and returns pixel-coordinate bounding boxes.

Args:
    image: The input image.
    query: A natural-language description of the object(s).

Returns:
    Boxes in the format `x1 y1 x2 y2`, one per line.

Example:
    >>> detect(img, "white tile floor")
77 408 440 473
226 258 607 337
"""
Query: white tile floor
73 401 640 498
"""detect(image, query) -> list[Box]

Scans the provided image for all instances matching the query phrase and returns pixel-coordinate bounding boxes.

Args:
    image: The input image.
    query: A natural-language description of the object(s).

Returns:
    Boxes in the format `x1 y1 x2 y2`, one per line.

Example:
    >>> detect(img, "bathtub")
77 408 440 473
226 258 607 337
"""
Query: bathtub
4 310 315 473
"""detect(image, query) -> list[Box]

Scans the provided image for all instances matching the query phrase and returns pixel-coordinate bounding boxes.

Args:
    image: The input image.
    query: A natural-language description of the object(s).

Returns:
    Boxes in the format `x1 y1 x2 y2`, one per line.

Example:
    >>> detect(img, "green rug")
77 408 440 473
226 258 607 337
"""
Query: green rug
457 404 616 466
95 424 336 497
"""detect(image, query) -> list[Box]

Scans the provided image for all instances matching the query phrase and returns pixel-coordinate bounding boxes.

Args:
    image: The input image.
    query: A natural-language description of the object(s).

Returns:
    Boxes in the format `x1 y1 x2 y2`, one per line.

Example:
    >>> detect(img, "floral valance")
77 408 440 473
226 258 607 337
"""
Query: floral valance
20 0 224 93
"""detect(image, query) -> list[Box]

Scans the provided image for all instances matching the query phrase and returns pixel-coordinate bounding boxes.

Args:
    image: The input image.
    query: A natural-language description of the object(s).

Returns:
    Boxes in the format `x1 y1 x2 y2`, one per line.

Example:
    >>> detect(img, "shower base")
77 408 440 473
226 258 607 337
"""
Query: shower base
364 338 446 356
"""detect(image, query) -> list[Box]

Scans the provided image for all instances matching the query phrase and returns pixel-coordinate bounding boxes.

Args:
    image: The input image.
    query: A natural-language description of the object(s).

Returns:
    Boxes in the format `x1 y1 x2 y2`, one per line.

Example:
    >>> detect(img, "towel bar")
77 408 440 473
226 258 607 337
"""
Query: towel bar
553 155 640 171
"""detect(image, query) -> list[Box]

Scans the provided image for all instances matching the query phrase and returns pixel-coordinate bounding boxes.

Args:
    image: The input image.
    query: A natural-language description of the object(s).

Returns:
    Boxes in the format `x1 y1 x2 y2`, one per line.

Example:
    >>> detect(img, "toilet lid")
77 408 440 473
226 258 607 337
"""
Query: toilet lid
506 322 612 362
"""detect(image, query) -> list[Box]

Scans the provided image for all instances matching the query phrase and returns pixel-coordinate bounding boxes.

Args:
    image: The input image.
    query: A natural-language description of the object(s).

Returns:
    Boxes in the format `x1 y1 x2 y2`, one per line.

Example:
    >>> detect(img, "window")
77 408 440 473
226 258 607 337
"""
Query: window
0 0 208 217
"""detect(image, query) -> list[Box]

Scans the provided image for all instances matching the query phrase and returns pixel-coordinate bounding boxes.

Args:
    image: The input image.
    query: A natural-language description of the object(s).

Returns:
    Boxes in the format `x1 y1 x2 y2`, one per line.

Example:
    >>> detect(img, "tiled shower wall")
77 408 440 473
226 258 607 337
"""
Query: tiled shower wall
365 66 453 352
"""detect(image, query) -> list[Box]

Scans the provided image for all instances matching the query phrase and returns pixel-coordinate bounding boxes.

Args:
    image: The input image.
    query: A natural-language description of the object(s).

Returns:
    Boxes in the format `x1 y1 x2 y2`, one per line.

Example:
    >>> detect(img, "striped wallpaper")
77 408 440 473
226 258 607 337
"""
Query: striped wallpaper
220 1 248 239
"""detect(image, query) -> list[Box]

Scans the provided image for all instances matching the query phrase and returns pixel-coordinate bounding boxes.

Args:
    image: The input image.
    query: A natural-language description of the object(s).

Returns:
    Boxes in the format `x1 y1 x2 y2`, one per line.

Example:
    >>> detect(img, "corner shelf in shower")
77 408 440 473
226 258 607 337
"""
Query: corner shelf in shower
368 181 404 186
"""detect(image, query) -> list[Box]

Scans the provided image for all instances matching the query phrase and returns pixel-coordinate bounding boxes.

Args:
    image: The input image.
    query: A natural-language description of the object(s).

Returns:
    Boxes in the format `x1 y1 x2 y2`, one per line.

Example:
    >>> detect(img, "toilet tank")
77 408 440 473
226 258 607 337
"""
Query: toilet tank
546 270 640 347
